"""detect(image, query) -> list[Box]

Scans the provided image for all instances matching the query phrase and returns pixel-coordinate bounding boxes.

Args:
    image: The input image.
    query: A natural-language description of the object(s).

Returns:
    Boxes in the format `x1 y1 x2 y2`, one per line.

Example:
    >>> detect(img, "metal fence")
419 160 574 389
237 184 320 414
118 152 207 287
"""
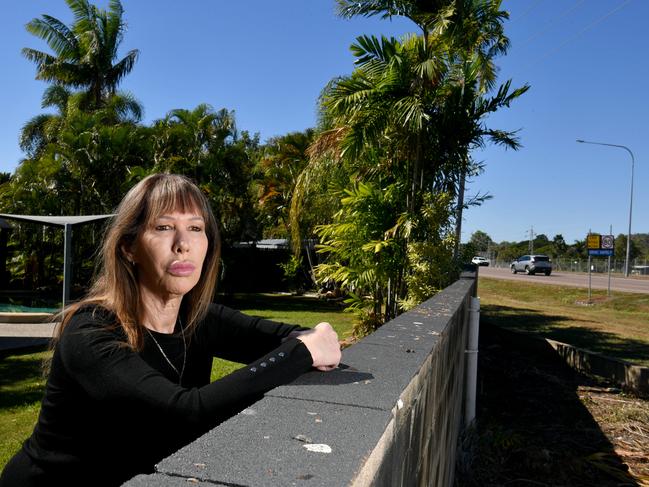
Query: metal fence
490 258 649 275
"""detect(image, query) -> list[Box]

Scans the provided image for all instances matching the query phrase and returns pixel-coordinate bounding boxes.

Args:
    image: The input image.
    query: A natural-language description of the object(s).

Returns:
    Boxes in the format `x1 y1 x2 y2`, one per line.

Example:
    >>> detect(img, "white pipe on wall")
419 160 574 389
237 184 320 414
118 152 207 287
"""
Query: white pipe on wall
465 296 480 425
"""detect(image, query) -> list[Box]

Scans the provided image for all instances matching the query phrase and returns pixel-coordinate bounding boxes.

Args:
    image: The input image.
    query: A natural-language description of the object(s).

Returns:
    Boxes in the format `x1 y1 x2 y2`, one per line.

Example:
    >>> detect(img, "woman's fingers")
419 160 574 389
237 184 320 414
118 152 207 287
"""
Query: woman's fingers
297 322 341 370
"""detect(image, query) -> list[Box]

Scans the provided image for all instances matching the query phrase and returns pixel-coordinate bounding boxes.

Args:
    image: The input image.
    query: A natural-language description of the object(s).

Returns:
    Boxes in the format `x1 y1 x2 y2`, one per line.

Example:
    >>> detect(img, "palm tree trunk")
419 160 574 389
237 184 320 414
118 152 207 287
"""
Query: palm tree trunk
410 133 423 213
453 165 466 259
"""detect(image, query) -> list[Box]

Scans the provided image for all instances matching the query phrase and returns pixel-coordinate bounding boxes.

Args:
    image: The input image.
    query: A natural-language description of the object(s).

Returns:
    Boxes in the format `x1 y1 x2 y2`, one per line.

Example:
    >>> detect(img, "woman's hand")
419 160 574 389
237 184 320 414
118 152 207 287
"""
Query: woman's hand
295 322 341 371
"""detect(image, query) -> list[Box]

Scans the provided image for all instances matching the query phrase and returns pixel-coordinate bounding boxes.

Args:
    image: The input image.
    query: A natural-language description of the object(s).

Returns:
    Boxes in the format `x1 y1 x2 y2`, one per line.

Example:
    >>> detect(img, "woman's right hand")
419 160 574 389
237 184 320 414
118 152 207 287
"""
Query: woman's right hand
296 322 341 371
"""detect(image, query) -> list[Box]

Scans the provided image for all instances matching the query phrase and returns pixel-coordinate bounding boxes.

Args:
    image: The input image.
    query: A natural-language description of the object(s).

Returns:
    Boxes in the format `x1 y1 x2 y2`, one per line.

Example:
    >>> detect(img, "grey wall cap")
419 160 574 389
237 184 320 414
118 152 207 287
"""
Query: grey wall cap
154 396 391 487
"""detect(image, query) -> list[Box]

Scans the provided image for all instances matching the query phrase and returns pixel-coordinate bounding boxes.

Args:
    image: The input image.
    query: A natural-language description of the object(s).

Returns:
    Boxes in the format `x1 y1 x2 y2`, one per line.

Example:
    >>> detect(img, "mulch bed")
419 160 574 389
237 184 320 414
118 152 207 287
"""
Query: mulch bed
455 325 649 486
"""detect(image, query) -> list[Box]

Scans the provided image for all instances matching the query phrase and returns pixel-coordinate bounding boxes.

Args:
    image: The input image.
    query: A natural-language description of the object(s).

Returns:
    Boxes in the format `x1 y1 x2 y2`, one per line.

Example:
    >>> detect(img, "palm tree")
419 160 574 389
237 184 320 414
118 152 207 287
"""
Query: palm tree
150 104 236 177
19 83 142 159
335 0 528 257
258 129 314 238
316 33 455 207
19 85 70 157
22 0 138 109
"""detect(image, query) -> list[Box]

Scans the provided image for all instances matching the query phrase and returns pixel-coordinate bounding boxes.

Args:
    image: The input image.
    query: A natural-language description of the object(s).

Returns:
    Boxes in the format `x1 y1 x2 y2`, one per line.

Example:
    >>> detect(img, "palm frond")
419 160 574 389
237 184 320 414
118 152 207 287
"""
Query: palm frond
306 127 347 161
19 114 57 154
106 49 138 87
25 16 78 58
351 35 398 66
393 96 428 130
106 91 143 122
336 0 414 20
482 128 521 150
21 48 57 67
68 0 96 35
41 85 71 111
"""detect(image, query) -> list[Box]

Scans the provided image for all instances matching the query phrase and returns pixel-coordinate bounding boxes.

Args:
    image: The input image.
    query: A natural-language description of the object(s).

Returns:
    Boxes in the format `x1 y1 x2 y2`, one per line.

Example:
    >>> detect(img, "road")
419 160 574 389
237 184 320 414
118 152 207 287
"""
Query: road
478 266 649 294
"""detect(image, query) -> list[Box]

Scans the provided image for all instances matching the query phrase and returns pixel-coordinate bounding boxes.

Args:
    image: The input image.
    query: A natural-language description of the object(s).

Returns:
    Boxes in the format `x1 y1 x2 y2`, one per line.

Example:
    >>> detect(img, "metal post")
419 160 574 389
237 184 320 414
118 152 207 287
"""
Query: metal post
607 224 612 297
588 255 592 303
626 156 634 277
62 223 73 310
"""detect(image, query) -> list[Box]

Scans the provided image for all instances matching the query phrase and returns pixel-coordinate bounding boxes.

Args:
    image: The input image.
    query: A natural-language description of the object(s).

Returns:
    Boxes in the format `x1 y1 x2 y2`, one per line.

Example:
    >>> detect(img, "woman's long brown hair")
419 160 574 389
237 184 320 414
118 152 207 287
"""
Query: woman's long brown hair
53 173 221 351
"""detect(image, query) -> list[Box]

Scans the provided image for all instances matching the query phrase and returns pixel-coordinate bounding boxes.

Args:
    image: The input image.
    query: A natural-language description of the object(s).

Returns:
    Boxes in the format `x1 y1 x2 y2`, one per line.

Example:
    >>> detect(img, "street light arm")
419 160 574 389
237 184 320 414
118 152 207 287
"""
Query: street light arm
576 139 635 166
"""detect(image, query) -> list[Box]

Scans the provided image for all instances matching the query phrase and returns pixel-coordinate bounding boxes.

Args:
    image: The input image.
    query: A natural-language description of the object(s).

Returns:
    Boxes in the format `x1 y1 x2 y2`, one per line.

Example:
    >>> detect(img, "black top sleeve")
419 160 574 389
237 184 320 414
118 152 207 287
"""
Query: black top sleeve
200 303 310 363
58 307 313 427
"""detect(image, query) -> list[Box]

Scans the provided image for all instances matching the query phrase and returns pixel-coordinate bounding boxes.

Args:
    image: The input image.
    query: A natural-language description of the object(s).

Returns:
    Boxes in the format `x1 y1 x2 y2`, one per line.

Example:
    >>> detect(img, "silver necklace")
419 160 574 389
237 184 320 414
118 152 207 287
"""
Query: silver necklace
145 318 187 384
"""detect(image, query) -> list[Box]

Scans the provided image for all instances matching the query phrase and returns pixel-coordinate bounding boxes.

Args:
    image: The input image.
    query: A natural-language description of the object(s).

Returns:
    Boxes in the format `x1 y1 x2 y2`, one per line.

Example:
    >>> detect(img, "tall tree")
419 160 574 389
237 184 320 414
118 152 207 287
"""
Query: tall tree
22 0 138 109
552 234 567 256
469 230 492 252
337 1 527 257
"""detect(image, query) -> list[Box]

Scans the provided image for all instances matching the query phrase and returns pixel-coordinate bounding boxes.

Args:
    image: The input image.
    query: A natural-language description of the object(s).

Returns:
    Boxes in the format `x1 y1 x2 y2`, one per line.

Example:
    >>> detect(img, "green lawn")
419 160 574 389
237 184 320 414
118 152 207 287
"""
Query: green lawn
478 277 649 366
0 350 50 470
0 294 354 470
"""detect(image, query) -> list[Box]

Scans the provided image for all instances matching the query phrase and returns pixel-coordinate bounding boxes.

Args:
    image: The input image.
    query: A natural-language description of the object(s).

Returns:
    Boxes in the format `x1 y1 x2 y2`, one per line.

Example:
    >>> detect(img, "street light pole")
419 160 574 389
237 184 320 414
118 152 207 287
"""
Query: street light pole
576 139 635 277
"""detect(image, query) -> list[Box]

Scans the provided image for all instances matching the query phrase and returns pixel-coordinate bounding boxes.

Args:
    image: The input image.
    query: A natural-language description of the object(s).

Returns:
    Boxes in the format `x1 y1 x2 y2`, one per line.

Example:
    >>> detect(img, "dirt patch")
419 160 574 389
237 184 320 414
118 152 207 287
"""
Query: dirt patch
580 386 649 483
455 325 649 486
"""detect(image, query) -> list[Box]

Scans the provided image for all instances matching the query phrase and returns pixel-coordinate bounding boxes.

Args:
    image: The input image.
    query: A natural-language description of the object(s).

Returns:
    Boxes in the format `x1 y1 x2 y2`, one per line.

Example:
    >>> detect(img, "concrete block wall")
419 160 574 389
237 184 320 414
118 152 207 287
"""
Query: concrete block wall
124 274 476 486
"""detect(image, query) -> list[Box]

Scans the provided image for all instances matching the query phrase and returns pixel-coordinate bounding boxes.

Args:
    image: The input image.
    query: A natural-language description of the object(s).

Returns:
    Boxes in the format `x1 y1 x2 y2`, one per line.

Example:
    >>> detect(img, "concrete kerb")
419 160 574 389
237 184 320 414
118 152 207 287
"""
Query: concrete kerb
485 324 649 397
0 312 54 324
547 338 649 397
0 319 57 354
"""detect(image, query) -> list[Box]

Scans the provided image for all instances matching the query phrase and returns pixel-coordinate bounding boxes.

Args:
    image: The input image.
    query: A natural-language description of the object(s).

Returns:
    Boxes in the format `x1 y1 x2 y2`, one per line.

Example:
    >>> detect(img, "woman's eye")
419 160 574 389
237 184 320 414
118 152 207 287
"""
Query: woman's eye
155 225 171 231
189 226 204 232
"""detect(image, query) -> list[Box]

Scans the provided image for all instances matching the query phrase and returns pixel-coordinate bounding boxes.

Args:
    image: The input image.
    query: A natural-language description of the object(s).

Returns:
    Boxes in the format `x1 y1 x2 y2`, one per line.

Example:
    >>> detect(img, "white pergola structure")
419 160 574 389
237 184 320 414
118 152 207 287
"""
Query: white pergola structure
0 214 114 309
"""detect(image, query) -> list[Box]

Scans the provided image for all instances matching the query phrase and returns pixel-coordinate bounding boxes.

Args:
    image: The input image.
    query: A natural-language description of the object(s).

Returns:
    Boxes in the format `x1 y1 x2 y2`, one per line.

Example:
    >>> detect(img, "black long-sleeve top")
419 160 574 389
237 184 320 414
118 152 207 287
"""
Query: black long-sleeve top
2 304 313 487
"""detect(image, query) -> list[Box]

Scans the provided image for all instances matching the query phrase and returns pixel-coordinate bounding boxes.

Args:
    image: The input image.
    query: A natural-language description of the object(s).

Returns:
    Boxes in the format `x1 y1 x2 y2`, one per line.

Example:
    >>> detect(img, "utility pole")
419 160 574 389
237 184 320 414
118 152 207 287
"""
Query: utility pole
527 226 535 254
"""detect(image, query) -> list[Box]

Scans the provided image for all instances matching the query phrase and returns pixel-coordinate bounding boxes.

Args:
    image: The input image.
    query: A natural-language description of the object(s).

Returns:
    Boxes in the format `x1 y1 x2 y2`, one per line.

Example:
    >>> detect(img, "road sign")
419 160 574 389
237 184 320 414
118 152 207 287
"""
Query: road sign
587 234 601 249
586 234 614 256
588 249 613 256
601 234 614 249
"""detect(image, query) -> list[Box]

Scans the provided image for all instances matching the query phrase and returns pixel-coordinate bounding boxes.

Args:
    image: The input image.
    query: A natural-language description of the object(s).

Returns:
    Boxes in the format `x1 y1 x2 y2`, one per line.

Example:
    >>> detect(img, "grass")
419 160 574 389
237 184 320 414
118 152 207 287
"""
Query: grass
0 293 354 470
478 277 649 366
0 349 50 469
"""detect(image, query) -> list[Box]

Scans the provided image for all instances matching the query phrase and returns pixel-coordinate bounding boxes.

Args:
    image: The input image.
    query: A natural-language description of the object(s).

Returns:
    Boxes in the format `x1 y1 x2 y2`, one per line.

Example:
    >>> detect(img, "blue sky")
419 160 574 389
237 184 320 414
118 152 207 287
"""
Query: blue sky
1 0 647 245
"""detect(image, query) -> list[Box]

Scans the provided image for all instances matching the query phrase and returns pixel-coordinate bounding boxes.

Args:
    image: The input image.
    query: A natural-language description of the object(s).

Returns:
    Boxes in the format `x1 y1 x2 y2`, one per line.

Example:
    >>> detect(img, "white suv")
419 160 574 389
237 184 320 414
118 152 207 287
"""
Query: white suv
471 256 490 266
510 255 552 276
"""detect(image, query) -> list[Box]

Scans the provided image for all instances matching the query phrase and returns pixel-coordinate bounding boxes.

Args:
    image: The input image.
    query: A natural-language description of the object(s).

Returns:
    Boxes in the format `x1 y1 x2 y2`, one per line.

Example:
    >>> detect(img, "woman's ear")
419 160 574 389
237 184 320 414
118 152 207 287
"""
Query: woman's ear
121 243 136 265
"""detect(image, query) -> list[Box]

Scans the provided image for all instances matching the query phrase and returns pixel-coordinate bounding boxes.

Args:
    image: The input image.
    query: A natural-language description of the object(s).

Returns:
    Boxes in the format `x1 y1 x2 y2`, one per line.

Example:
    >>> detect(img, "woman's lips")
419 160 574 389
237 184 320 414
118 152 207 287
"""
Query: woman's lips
168 261 196 276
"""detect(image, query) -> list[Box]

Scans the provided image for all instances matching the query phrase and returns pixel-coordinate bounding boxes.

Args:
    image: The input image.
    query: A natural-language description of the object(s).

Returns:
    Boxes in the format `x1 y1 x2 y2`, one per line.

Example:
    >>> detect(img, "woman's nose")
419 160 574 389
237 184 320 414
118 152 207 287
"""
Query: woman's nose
174 234 190 253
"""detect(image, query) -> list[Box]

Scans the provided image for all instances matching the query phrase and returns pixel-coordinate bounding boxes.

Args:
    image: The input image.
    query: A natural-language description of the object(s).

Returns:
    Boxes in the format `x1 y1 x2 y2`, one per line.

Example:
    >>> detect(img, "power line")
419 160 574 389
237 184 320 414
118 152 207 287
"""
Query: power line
535 0 634 63
521 0 586 46
515 0 545 22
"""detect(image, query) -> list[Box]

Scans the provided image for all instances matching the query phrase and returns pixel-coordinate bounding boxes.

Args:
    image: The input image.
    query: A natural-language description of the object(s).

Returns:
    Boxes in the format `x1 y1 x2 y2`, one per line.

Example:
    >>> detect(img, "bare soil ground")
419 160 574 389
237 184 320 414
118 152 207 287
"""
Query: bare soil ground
455 325 649 486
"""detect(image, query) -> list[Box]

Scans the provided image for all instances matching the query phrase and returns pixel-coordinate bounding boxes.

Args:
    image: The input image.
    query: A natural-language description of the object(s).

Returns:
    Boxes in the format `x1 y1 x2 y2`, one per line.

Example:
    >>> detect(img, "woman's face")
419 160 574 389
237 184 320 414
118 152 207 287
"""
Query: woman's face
129 208 209 300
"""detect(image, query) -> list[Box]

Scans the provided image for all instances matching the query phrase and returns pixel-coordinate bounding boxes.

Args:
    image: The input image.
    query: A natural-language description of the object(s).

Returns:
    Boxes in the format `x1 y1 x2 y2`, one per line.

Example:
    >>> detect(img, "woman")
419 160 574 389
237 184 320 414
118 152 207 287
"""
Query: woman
0 174 341 487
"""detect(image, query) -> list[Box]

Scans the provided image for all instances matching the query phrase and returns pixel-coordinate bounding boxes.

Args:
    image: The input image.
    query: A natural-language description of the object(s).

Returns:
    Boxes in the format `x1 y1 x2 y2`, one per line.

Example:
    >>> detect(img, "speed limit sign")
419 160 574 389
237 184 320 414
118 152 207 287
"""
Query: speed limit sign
601 235 614 249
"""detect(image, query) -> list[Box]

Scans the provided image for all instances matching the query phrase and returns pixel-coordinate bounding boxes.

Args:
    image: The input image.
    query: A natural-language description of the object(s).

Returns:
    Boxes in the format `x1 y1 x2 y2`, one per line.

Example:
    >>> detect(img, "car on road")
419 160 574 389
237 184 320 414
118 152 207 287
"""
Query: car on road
471 256 490 266
510 254 552 276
